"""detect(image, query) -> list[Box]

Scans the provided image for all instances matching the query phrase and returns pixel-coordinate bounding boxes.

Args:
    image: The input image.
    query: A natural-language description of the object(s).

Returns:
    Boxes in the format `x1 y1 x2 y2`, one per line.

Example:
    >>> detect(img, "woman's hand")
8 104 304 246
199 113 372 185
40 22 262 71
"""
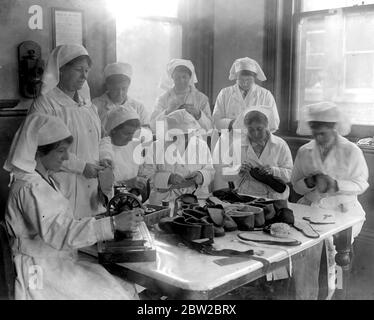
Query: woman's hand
185 171 204 185
257 165 273 175
315 174 338 193
114 208 144 232
100 159 113 169
168 173 186 186
239 163 252 178
83 163 104 179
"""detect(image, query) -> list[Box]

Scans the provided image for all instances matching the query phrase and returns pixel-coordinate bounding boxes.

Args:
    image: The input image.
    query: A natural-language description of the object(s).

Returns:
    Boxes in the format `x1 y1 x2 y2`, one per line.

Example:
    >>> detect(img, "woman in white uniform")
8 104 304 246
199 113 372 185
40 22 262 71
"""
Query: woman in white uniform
291 102 369 299
105 105 153 193
214 108 293 199
148 109 214 206
28 44 113 219
150 59 213 132
4 114 142 300
212 57 280 132
92 62 149 133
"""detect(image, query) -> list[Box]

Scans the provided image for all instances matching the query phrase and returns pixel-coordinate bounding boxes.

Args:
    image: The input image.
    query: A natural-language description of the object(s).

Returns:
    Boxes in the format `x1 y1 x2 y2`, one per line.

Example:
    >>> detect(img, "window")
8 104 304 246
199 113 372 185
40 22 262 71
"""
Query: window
106 0 182 115
293 0 374 136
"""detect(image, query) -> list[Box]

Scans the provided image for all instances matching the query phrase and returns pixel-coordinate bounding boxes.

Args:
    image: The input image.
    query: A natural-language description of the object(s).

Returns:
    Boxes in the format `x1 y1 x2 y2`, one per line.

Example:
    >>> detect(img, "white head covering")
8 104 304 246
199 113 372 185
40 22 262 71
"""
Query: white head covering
297 102 351 136
160 59 198 90
233 106 272 130
104 62 133 80
229 57 267 81
4 114 71 173
165 109 202 136
41 44 91 100
232 106 272 143
105 105 140 134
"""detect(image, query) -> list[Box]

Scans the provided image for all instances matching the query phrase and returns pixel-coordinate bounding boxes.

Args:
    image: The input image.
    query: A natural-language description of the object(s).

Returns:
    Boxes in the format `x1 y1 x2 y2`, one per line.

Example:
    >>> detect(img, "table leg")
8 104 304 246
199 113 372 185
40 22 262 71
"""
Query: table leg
333 227 352 300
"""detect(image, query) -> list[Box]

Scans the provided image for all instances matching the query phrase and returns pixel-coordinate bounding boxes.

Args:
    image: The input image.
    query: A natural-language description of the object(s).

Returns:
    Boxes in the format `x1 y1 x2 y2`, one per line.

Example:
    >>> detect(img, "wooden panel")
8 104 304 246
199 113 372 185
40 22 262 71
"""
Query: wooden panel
0 116 25 219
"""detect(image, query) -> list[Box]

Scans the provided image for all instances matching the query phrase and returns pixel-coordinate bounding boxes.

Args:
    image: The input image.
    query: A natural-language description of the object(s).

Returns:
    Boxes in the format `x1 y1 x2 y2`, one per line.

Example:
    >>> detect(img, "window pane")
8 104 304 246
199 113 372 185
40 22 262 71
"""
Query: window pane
116 18 182 115
295 13 374 126
345 12 374 51
302 0 374 12
106 0 179 18
345 53 374 88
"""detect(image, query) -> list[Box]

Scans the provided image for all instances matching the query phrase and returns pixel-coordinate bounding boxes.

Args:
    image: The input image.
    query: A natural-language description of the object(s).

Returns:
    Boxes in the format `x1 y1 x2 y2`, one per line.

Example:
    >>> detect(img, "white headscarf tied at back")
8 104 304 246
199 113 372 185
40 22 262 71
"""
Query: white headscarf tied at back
4 114 71 173
297 102 351 136
160 58 198 91
105 105 140 134
41 44 91 101
165 109 203 136
104 62 133 80
232 106 272 144
229 57 267 82
232 105 277 133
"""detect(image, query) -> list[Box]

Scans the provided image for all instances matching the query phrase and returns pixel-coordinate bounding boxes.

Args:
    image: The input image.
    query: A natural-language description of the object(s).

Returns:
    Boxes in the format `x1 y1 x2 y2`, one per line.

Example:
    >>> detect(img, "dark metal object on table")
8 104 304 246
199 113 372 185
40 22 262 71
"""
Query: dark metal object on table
98 191 156 264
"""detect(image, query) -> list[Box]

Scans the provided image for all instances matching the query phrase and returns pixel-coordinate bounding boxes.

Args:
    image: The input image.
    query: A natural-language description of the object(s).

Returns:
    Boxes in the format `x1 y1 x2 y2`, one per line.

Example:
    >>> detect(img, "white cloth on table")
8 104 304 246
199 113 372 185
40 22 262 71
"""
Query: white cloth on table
212 84 279 132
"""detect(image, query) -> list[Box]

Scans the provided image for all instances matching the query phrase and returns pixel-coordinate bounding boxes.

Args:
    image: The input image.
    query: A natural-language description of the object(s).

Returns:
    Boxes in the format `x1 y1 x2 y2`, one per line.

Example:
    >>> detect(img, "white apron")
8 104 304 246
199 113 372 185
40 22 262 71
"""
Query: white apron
150 86 213 132
291 135 369 296
212 84 279 132
29 87 113 218
6 172 137 300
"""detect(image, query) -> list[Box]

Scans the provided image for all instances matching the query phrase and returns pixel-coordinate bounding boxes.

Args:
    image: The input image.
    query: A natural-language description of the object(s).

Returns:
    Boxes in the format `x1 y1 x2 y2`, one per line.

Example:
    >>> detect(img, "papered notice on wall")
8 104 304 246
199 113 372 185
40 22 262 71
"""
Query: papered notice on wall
54 9 83 47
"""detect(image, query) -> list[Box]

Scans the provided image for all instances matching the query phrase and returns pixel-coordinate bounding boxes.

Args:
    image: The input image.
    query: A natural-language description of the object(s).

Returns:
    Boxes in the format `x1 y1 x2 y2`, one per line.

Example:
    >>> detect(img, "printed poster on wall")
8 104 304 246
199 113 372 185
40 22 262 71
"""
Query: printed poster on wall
53 9 84 47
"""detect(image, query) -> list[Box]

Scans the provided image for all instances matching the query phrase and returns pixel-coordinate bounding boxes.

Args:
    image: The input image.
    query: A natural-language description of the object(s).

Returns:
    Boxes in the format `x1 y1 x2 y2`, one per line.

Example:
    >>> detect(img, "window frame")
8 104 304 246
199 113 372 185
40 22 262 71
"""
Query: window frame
279 1 374 140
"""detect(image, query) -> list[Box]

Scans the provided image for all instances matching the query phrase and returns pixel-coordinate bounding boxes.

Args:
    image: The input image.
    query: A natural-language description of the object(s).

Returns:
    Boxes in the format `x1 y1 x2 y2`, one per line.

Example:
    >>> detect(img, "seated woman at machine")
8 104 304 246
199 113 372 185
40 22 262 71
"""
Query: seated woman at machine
213 108 293 200
148 109 215 206
4 114 143 300
104 105 154 201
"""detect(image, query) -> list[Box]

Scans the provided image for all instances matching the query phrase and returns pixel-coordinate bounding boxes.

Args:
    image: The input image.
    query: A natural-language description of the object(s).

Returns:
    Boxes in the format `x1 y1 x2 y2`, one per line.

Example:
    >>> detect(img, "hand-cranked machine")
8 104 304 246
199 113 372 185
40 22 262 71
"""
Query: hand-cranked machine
97 187 170 264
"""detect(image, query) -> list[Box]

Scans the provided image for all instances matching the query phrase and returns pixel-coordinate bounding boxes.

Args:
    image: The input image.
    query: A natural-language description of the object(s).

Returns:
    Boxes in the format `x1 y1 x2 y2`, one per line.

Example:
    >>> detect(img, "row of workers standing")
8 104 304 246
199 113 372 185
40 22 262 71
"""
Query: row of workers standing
3 43 369 300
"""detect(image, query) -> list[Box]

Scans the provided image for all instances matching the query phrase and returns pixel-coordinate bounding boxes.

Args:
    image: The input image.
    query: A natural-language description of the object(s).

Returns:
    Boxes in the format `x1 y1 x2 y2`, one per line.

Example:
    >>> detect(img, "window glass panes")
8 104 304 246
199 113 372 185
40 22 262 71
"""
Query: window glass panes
345 12 374 51
345 53 374 88
302 0 374 12
116 18 182 114
295 10 374 125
